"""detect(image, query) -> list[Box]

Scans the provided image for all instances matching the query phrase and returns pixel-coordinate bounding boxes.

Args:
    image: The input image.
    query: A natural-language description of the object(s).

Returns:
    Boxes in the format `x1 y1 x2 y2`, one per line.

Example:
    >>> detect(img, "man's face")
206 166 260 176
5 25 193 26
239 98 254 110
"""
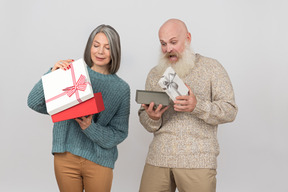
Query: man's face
159 24 190 63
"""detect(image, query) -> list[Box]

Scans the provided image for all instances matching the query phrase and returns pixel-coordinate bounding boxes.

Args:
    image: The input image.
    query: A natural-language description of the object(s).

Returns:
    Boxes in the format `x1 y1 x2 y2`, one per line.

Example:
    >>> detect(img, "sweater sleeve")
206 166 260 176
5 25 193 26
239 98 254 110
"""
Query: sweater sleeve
138 107 162 132
191 60 238 125
138 69 162 132
82 87 130 149
27 78 49 115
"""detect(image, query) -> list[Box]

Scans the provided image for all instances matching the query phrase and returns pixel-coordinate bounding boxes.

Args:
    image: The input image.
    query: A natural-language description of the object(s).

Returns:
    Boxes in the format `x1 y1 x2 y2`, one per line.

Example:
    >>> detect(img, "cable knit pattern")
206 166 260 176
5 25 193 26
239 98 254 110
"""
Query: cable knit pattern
28 66 130 169
139 54 238 169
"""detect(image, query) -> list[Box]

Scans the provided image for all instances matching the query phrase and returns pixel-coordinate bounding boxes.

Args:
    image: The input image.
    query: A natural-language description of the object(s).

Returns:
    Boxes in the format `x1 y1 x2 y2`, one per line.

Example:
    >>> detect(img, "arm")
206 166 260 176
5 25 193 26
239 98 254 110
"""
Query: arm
27 77 49 114
138 69 168 132
138 104 167 133
82 88 130 149
27 60 74 114
191 61 238 125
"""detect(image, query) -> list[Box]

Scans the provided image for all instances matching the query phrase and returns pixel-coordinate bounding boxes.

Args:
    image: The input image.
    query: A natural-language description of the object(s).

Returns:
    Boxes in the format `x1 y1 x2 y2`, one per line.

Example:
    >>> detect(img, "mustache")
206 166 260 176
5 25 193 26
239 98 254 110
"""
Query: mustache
162 51 180 59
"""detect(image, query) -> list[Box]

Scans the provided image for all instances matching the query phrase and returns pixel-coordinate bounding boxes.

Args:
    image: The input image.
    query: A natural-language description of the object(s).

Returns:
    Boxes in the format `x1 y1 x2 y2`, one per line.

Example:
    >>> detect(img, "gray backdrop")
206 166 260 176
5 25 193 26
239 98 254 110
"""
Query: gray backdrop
1 0 287 191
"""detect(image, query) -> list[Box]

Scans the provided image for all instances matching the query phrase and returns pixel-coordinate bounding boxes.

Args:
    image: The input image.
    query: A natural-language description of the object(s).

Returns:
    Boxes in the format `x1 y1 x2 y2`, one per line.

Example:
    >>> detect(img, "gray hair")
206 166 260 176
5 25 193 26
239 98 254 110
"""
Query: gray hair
84 24 121 74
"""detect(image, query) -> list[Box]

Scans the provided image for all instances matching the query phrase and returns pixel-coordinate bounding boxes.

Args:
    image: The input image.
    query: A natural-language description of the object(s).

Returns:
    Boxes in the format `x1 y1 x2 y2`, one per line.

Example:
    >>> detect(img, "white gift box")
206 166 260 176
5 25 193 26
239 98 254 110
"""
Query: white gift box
42 58 93 115
158 67 189 101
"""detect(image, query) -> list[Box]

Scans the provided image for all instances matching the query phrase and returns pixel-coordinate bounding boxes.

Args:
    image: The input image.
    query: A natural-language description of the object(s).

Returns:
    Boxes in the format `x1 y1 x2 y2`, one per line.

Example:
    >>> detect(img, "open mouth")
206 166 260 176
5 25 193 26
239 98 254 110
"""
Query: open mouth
169 55 177 58
167 53 178 62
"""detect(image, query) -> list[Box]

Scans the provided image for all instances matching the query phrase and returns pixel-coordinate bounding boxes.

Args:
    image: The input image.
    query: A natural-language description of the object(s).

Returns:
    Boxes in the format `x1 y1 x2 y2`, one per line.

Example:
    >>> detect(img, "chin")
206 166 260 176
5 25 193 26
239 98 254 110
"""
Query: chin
169 60 178 64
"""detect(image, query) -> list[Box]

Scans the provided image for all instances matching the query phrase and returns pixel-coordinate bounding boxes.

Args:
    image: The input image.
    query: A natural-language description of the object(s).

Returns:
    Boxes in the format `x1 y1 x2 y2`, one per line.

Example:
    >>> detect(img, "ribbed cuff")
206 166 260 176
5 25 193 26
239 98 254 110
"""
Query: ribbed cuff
142 111 162 131
191 97 207 116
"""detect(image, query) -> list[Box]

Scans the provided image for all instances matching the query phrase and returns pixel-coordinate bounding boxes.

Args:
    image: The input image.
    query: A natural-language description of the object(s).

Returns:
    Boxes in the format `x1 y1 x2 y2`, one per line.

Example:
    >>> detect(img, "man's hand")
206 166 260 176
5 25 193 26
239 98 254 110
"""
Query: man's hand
142 102 169 120
75 115 93 130
173 85 197 112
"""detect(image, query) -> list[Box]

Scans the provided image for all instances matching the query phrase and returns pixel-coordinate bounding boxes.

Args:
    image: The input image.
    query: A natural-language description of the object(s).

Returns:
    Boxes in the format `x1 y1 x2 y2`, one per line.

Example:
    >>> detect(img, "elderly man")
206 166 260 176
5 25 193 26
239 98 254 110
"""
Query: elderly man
138 19 238 192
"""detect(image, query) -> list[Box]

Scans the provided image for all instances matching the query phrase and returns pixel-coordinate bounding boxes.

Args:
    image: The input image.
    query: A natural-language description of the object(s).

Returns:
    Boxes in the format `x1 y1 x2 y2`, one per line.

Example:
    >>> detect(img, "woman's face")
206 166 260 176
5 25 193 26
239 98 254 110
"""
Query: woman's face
90 32 111 70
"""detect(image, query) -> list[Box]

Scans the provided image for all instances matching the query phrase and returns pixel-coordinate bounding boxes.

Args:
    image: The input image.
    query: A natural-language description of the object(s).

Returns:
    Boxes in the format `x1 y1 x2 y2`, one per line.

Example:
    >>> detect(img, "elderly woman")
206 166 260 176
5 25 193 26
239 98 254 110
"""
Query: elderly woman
28 24 130 192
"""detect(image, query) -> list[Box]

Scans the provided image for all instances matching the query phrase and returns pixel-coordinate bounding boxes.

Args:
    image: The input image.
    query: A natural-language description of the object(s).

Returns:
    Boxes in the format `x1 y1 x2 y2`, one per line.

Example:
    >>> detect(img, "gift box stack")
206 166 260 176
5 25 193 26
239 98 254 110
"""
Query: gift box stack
42 58 105 123
136 67 188 105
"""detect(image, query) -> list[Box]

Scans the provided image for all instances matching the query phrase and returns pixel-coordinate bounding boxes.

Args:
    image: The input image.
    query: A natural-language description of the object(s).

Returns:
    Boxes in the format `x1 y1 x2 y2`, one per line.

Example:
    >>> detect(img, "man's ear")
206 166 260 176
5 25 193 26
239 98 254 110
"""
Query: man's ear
187 32 192 43
186 32 192 43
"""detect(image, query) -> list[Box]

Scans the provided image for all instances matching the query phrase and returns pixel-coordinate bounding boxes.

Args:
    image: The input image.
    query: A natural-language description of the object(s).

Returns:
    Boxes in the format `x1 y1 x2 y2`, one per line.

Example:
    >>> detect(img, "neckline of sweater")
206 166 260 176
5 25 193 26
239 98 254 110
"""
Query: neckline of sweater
87 66 118 80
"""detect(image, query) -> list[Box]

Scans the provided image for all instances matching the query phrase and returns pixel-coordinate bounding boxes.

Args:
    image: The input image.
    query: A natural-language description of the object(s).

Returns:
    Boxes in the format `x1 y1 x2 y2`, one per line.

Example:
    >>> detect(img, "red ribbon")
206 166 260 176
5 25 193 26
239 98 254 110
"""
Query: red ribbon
45 63 91 104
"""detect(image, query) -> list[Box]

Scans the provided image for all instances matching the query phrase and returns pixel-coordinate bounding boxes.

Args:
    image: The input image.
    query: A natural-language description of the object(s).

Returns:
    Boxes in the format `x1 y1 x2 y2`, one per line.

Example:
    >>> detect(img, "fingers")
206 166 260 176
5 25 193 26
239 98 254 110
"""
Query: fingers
74 115 93 130
186 85 193 96
174 96 196 112
174 97 190 105
175 85 195 104
75 118 82 123
174 104 189 111
175 91 194 101
154 104 163 113
147 102 155 112
85 115 93 121
174 86 197 112
161 106 169 113
52 59 74 71
142 102 169 120
142 104 150 111
184 83 193 96
79 115 93 123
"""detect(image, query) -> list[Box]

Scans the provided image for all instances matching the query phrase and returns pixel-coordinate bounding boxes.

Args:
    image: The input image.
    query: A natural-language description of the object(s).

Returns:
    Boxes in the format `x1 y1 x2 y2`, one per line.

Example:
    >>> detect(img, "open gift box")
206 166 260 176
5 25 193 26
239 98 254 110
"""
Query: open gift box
51 92 105 123
135 90 170 106
42 58 94 115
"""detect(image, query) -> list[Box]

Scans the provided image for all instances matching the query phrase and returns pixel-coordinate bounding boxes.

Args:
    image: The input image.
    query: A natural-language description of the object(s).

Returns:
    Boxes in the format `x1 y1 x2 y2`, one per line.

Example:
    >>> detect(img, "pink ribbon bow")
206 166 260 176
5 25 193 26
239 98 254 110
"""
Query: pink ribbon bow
62 74 89 102
45 63 91 104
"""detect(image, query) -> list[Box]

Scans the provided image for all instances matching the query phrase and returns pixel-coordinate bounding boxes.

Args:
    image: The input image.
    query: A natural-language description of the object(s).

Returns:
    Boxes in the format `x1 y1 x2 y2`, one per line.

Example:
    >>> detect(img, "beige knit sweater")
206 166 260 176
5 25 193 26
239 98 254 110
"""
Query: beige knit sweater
138 54 238 169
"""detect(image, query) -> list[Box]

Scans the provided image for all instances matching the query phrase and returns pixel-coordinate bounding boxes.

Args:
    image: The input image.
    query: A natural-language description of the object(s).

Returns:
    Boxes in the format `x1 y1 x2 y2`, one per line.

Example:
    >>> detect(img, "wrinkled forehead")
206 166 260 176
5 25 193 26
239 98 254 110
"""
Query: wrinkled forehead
159 22 187 41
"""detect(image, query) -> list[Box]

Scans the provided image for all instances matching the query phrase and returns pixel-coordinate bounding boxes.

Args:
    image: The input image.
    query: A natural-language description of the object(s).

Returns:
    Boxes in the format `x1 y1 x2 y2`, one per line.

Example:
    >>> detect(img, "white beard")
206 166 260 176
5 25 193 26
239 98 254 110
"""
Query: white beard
155 44 196 79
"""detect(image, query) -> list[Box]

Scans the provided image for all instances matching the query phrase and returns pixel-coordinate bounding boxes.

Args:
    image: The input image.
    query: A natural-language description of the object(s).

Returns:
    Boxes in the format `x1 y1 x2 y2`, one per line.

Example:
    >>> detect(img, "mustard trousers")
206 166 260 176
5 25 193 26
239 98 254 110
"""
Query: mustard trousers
54 152 113 192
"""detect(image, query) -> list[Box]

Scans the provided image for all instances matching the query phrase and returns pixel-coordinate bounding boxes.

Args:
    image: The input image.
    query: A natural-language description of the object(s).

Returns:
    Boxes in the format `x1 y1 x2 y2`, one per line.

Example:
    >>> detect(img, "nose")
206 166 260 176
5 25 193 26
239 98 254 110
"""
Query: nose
166 44 173 53
98 46 104 54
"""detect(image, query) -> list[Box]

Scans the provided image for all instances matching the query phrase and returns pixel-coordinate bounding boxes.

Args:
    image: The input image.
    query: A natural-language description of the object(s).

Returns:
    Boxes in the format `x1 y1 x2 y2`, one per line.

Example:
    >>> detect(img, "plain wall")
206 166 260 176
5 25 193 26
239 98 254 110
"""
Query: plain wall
1 0 287 191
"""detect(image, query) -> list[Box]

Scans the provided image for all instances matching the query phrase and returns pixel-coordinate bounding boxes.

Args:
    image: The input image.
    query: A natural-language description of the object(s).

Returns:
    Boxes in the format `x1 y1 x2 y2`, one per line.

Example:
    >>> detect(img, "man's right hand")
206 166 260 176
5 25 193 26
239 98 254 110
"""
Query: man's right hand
142 102 169 120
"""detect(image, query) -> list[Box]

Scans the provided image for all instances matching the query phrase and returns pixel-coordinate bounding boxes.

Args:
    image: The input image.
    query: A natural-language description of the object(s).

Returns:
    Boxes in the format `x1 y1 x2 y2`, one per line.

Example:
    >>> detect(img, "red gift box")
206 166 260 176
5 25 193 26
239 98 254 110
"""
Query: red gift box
51 93 105 123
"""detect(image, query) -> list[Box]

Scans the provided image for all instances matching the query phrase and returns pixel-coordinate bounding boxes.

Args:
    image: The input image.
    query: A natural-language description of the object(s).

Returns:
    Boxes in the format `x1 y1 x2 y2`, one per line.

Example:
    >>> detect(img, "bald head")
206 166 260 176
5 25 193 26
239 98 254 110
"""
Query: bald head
158 19 191 63
159 19 189 36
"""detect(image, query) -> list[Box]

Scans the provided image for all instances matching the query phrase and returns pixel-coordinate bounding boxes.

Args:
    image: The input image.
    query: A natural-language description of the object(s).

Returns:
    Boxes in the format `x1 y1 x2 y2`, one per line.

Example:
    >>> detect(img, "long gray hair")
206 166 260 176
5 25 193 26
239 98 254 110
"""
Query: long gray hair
84 24 121 74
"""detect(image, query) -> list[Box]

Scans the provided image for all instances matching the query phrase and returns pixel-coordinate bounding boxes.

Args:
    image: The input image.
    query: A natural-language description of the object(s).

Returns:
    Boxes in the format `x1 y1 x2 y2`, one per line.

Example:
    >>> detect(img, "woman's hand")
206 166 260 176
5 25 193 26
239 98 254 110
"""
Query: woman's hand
52 59 74 71
74 115 93 130
142 102 169 120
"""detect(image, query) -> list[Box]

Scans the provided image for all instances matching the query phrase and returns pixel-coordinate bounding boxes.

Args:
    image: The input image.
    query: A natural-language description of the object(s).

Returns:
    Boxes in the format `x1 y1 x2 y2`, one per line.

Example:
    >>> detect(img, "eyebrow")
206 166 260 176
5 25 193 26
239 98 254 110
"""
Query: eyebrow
93 40 109 46
160 37 178 42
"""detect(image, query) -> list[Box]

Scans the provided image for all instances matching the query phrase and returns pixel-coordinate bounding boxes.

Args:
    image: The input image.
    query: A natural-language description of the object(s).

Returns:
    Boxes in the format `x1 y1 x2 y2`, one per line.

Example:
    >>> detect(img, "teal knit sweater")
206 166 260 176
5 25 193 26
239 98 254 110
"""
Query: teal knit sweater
28 66 130 169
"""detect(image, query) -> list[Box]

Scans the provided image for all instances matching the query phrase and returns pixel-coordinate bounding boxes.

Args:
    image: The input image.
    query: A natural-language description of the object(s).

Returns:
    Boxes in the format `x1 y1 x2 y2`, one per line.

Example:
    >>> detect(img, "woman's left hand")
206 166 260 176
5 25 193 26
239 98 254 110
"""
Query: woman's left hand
75 115 93 130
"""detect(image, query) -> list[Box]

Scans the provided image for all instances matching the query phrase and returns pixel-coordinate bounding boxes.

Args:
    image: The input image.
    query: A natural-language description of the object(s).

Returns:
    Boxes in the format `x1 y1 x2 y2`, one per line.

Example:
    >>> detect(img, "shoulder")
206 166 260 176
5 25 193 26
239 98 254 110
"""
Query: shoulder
196 54 221 66
195 53 226 72
112 75 130 93
146 66 163 82
195 54 231 82
144 66 163 90
114 75 129 88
